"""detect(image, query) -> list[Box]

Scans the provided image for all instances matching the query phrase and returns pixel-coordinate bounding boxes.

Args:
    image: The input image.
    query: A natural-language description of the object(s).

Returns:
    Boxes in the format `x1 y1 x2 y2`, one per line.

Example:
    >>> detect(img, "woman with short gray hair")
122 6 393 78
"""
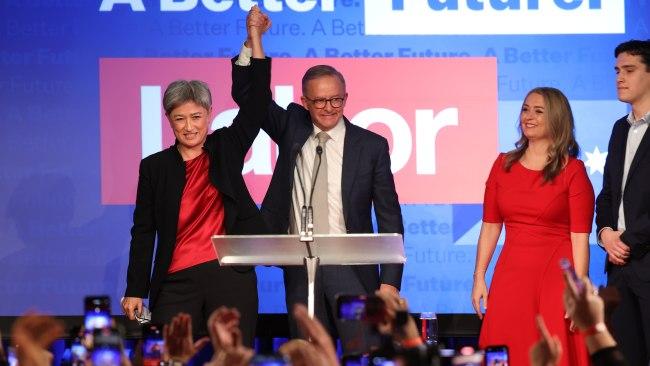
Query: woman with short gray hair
121 7 272 345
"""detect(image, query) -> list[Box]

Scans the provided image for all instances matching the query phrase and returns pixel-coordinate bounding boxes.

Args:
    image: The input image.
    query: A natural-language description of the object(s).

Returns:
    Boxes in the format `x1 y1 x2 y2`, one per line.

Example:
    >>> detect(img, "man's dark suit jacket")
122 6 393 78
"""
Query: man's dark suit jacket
596 115 650 280
263 105 404 291
124 58 271 309
232 70 404 293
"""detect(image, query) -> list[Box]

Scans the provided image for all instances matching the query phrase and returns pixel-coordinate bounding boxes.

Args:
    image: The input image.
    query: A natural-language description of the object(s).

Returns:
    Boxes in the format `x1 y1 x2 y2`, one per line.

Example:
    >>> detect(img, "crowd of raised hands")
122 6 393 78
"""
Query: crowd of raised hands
161 289 433 366
0 303 349 366
0 288 436 366
0 271 627 366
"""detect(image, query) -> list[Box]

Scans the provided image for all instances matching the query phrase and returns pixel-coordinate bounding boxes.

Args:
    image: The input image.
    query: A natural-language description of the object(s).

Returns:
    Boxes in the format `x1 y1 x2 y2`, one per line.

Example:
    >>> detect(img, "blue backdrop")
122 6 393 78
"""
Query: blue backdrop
0 0 648 315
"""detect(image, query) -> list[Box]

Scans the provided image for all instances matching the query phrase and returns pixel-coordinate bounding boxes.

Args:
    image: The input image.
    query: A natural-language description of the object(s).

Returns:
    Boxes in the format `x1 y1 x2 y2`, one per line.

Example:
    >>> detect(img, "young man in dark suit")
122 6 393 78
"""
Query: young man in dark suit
596 39 650 365
233 30 404 353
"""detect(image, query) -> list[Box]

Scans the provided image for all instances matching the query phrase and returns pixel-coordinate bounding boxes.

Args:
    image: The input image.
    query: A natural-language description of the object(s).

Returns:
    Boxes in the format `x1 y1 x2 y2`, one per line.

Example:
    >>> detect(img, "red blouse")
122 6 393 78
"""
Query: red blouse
168 152 225 273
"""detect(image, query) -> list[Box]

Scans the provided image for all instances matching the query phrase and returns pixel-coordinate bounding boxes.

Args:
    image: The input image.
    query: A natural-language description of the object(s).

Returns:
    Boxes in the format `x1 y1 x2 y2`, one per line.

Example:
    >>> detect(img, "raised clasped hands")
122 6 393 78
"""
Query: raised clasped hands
246 5 271 45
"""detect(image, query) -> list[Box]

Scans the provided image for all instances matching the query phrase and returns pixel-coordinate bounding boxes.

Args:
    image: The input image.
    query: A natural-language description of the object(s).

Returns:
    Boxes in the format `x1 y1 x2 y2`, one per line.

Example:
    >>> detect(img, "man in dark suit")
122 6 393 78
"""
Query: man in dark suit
596 39 650 365
120 8 271 345
233 37 403 353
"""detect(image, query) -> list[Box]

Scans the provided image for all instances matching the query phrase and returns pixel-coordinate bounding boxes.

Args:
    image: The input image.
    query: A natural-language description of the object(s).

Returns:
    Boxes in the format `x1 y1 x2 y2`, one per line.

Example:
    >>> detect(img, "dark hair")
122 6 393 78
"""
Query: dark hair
504 87 580 183
163 80 212 115
301 65 346 95
615 39 650 71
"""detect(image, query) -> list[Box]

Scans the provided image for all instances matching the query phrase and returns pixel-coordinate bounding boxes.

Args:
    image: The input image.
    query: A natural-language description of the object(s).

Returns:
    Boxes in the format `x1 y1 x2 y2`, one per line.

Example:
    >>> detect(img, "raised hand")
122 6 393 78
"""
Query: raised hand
292 304 339 366
529 315 562 366
11 313 64 366
278 339 322 366
162 313 209 364
563 275 604 331
374 290 419 342
205 307 254 366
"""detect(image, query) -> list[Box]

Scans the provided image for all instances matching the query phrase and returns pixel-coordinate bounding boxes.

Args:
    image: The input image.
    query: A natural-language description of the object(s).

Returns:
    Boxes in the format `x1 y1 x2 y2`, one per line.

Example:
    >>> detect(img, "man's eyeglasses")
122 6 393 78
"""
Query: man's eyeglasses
304 96 345 109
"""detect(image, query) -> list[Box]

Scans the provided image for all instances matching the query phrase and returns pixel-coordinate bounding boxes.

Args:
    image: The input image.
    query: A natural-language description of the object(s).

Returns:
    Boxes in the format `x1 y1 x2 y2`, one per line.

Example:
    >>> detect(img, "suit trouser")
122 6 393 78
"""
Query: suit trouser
151 260 258 346
284 264 378 354
608 265 650 366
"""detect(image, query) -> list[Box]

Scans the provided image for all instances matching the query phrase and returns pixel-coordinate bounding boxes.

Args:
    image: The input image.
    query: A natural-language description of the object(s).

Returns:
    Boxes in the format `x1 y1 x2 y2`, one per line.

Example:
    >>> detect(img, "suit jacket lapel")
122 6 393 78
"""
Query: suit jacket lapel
284 112 315 226
626 125 650 183
205 144 236 201
290 105 314 166
341 118 362 224
611 123 629 205
217 173 238 233
170 148 186 224
203 140 238 232
292 125 313 166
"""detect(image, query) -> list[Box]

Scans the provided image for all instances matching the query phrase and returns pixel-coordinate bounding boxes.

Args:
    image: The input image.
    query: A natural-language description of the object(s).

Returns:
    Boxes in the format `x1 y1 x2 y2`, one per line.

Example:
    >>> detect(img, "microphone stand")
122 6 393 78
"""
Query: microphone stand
298 145 324 318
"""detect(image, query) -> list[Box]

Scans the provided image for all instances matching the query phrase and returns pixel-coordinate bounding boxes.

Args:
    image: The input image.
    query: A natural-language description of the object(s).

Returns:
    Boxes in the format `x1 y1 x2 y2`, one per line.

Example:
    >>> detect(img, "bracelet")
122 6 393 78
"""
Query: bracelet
401 336 424 348
160 360 185 366
580 322 607 337
473 269 487 277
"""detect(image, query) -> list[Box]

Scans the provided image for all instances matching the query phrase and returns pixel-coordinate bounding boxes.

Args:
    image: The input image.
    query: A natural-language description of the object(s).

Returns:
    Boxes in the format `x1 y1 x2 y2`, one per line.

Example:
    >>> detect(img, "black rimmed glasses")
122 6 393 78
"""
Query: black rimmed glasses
303 96 346 109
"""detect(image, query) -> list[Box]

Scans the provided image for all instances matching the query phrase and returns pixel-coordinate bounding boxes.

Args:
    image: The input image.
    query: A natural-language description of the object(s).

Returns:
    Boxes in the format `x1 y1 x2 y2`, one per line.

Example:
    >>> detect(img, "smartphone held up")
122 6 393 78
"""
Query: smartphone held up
559 258 585 293
336 294 386 323
84 296 111 332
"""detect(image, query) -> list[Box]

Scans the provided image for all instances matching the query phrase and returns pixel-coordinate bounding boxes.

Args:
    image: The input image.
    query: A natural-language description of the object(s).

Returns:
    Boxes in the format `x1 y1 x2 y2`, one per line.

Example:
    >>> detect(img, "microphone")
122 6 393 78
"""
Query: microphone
294 152 307 210
294 149 308 236
307 145 324 235
309 145 324 207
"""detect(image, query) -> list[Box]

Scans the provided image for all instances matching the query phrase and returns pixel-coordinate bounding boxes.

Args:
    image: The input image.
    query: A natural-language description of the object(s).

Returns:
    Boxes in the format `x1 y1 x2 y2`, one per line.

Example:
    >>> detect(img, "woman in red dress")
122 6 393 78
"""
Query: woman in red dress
471 87 594 365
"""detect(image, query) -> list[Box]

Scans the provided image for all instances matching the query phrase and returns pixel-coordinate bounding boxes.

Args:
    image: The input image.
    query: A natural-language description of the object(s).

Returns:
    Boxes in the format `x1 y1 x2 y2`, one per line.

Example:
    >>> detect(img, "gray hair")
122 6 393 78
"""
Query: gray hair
163 80 212 115
301 65 346 95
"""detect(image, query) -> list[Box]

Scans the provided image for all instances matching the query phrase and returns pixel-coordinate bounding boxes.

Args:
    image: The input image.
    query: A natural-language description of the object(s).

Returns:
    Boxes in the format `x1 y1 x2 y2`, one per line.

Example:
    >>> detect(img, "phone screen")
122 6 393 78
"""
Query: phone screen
337 294 385 322
484 345 509 366
70 341 88 365
91 347 121 366
7 347 17 366
249 354 289 365
559 258 584 292
342 355 397 366
338 295 367 320
142 339 164 366
142 324 164 366
92 329 121 366
84 296 111 331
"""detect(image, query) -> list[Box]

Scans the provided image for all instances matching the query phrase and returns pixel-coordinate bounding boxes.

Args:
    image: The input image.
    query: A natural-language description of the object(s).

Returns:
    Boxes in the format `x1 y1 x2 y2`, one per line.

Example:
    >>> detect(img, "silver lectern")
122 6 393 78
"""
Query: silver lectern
211 233 405 318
